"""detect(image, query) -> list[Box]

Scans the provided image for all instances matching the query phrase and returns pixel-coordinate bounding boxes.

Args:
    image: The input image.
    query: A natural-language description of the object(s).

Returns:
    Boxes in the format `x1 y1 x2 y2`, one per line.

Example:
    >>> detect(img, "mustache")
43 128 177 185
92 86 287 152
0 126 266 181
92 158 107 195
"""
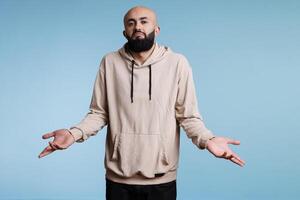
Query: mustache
132 31 146 38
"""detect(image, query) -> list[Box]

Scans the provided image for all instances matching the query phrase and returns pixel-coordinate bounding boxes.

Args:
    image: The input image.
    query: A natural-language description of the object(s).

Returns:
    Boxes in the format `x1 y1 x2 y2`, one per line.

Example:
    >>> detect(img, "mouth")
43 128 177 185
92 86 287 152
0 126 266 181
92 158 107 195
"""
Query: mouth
133 32 145 38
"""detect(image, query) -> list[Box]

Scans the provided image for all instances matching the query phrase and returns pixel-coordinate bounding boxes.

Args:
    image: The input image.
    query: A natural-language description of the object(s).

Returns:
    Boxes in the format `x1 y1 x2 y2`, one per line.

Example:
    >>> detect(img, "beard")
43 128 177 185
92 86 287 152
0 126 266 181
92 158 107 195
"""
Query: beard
125 30 155 53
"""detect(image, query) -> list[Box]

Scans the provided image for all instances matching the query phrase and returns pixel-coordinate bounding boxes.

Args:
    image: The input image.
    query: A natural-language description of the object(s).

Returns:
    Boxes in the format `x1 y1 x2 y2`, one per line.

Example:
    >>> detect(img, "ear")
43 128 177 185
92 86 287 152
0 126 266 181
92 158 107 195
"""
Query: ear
123 30 127 38
155 26 160 36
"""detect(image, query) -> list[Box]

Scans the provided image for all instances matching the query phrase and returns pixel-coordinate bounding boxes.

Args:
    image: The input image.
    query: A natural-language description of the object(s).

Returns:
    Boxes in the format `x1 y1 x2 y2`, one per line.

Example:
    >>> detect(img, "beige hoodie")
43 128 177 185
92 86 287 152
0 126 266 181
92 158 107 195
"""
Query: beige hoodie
69 43 215 185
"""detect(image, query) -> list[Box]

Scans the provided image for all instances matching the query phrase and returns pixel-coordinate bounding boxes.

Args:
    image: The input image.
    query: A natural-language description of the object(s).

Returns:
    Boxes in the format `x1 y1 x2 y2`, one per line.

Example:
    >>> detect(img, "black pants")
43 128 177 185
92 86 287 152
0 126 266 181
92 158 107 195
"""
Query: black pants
106 178 177 200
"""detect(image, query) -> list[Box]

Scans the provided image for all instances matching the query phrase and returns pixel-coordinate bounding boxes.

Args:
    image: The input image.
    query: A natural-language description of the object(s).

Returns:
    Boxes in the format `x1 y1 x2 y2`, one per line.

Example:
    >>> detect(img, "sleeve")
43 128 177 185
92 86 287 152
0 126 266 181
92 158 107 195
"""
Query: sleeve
175 55 215 149
68 58 109 143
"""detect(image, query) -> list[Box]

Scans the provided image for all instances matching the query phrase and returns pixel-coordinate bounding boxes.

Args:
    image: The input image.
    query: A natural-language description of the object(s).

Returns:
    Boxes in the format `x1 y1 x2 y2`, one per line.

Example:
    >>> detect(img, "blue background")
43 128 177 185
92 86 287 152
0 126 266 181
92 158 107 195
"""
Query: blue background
1 0 299 199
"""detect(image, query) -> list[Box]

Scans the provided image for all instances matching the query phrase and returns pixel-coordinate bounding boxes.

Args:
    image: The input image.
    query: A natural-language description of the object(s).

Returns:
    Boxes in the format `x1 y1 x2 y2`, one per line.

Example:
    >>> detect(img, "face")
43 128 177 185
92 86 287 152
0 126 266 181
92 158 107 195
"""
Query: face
123 7 160 52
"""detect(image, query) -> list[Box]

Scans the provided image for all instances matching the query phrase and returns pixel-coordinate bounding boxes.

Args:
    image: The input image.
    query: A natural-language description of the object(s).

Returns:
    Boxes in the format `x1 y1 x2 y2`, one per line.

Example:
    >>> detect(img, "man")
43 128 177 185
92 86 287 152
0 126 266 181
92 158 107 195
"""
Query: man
39 6 245 200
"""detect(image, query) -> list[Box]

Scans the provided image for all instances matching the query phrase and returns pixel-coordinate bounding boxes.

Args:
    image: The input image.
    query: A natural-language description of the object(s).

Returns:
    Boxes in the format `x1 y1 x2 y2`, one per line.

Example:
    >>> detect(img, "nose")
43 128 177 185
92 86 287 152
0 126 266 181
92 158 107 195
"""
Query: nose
134 21 143 31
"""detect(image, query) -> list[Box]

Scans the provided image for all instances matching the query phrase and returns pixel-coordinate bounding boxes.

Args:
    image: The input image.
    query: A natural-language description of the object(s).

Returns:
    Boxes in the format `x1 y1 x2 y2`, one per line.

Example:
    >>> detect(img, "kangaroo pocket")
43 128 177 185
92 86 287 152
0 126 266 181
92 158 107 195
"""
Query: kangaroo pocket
111 132 170 178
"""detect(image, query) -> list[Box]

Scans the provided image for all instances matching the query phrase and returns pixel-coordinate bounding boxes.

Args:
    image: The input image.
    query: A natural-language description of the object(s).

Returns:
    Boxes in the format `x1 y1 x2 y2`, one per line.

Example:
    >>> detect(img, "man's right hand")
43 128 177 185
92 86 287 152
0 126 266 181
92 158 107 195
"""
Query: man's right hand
38 129 75 158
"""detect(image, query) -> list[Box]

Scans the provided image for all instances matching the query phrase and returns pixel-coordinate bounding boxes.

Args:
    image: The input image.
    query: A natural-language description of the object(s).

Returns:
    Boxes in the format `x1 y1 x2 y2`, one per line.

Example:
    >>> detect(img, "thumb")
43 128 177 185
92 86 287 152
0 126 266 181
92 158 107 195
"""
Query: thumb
227 138 240 145
42 132 55 139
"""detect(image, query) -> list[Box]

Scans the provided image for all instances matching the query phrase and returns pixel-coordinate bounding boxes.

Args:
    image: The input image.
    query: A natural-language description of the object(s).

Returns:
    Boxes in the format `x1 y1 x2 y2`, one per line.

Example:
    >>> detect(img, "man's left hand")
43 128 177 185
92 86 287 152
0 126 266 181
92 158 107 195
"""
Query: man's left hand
206 136 245 167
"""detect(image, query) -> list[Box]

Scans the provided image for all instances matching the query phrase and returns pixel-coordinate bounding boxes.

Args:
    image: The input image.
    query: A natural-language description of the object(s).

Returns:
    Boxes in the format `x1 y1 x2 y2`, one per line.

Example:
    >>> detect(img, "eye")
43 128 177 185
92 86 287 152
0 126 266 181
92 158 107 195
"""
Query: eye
141 21 147 24
127 22 134 26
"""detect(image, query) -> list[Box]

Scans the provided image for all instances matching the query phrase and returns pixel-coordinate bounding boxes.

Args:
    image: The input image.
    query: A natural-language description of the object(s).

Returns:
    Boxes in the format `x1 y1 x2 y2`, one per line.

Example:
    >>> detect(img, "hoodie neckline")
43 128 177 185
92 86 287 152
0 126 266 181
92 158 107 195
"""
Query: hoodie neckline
118 42 170 68
118 42 170 103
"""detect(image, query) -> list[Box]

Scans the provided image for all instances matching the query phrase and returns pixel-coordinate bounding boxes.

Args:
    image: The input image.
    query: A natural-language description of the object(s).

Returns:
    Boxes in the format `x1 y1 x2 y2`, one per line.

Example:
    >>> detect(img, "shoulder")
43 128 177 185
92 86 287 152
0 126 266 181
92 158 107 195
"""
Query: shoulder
100 50 120 62
97 50 123 72
166 47 191 67
164 47 193 79
169 51 192 73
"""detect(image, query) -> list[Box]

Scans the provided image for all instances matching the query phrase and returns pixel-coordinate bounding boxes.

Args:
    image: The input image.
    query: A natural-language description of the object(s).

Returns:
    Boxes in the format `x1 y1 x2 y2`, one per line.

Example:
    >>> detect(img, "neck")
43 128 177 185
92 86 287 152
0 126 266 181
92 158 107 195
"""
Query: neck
129 43 156 65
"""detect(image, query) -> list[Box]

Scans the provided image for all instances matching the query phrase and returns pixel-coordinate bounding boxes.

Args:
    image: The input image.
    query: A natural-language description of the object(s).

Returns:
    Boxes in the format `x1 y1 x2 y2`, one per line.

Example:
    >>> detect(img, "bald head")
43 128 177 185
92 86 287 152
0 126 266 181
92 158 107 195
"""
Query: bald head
122 6 160 51
123 6 158 27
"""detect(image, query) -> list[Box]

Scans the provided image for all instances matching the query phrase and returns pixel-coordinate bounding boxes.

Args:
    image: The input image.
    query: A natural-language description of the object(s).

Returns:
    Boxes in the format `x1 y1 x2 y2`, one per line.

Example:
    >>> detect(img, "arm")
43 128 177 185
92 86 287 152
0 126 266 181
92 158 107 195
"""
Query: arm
38 59 108 158
69 59 109 142
175 56 245 167
175 55 215 149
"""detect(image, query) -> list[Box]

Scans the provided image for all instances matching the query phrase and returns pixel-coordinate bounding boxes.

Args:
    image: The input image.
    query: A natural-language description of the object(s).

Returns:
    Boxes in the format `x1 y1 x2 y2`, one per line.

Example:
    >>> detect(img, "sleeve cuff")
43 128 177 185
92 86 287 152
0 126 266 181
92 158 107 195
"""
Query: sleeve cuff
198 130 215 150
68 127 84 143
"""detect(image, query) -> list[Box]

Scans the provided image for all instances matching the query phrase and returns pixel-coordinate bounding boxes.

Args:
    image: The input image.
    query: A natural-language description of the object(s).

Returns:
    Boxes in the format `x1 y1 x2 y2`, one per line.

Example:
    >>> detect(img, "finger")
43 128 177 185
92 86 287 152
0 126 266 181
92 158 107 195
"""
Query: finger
49 141 60 150
230 151 245 166
230 157 245 167
232 152 246 165
222 150 234 159
38 145 55 158
49 141 65 150
221 151 227 158
227 139 240 145
42 132 55 139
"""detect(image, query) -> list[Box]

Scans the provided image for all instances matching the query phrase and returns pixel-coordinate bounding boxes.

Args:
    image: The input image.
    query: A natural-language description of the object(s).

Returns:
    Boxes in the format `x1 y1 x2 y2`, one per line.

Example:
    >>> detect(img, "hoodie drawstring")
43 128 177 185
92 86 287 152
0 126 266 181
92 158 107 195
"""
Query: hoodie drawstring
130 60 152 103
131 60 134 103
149 64 152 100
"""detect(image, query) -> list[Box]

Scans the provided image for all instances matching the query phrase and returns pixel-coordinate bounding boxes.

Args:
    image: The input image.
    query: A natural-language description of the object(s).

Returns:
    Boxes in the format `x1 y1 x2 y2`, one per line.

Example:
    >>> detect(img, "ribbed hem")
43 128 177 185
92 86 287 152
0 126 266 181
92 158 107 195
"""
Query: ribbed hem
105 169 177 185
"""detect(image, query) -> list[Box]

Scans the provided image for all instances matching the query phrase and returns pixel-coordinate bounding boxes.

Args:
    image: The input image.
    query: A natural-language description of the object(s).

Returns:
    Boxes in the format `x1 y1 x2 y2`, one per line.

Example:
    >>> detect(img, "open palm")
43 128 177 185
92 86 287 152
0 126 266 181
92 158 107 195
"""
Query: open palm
206 136 245 167
38 129 75 158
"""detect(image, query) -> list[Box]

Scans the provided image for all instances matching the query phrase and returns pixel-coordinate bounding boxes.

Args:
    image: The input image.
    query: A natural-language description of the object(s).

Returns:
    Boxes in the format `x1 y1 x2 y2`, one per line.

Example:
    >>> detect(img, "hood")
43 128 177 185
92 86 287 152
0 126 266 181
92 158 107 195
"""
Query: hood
118 43 171 103
118 42 170 68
